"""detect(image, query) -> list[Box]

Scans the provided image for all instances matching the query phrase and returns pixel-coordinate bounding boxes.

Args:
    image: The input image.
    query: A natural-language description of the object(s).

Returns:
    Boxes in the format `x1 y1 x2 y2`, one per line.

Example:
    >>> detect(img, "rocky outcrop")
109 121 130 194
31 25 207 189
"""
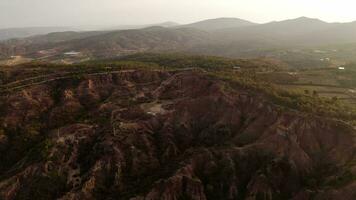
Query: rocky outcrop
1 70 356 200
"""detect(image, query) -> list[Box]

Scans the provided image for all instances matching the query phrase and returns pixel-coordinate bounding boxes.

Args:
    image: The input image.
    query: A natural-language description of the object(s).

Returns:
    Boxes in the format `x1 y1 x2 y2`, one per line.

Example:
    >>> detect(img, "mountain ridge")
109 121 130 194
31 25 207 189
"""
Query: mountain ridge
0 27 82 41
1 16 356 62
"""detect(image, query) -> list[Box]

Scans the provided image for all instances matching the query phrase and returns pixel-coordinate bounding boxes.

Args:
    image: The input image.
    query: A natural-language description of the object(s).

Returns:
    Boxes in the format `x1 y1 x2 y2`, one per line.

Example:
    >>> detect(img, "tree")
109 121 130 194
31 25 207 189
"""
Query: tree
313 90 318 97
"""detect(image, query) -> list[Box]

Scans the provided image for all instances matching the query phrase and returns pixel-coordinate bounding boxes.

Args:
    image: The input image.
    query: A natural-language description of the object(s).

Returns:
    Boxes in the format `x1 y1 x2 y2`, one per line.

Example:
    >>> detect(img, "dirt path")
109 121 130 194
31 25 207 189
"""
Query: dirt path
0 68 203 94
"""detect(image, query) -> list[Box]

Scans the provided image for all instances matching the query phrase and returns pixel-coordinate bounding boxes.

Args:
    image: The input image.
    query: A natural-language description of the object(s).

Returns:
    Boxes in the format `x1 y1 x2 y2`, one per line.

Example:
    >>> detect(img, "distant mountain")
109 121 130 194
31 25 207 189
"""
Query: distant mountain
214 17 330 41
2 17 356 61
0 22 180 41
52 27 211 57
292 21 356 45
107 21 180 31
24 31 108 44
0 27 80 41
0 26 212 59
154 21 180 27
212 17 356 46
180 18 256 31
262 17 331 34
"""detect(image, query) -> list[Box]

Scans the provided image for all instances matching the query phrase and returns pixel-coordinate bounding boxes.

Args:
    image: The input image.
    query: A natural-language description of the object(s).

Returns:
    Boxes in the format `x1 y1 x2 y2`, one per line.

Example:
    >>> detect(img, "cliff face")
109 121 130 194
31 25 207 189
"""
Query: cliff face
1 70 356 200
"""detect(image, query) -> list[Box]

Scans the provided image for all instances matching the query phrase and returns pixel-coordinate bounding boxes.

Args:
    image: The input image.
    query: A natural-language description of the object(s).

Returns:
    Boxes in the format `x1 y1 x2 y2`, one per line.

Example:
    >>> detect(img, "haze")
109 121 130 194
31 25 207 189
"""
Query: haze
1 0 356 28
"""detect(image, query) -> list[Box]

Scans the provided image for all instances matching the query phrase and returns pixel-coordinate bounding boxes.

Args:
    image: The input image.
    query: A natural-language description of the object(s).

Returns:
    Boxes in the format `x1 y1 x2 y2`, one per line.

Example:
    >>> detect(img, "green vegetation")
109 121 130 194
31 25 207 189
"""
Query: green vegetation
89 53 287 72
218 70 356 123
120 53 248 71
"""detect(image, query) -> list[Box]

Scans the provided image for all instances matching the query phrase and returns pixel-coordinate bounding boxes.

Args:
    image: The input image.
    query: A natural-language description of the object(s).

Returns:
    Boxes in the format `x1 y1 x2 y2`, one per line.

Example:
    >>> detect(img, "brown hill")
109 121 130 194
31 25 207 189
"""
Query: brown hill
1 65 356 199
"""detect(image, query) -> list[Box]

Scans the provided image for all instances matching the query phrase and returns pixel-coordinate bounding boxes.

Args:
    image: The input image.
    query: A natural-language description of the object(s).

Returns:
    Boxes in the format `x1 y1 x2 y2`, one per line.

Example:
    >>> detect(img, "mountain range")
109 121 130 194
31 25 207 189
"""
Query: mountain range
0 22 180 41
0 27 81 41
179 17 256 31
1 17 356 62
213 17 356 46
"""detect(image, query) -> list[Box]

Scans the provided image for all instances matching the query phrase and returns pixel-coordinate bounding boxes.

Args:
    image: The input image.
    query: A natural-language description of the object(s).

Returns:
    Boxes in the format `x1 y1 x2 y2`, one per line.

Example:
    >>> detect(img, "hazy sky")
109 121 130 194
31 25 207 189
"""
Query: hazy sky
1 0 356 28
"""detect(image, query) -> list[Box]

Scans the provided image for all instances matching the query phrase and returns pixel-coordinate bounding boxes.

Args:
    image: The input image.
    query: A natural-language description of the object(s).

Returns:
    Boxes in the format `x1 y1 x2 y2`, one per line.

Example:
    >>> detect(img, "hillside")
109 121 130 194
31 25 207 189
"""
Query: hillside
1 56 356 199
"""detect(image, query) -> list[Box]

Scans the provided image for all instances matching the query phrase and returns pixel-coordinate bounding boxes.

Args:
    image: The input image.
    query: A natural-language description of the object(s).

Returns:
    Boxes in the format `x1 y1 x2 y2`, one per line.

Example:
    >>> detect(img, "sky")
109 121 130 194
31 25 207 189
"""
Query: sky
1 0 356 29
